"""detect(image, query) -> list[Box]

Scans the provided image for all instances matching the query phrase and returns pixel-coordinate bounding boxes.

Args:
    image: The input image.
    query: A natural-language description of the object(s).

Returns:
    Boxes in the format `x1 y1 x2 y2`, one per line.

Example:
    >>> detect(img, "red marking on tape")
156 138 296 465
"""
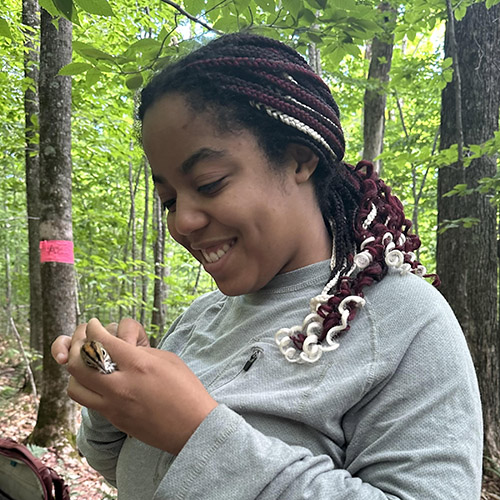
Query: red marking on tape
40 240 74 264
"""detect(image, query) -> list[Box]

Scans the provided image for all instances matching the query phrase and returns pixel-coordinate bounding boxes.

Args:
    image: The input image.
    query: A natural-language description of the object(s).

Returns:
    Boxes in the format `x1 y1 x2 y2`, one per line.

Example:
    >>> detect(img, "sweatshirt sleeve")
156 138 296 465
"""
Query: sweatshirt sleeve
154 285 483 499
76 408 126 486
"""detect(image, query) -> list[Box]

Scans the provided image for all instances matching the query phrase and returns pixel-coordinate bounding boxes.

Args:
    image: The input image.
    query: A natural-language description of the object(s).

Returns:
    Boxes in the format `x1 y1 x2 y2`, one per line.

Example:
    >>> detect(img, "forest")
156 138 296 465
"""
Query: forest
1 0 500 497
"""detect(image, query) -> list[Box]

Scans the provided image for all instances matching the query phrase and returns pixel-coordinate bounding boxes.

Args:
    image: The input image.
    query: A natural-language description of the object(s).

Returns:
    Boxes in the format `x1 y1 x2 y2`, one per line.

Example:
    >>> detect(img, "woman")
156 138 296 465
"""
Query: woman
52 33 482 499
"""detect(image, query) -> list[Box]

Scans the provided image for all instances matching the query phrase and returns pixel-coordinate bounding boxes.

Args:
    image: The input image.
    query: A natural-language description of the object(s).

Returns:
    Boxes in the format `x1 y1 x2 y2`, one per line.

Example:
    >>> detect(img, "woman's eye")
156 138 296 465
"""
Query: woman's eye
198 177 226 195
163 199 176 212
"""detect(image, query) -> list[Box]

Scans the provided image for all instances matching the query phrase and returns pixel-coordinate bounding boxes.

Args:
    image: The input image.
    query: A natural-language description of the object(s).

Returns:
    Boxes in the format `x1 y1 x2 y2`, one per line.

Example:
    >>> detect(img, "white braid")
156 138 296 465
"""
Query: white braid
284 94 343 136
250 101 337 160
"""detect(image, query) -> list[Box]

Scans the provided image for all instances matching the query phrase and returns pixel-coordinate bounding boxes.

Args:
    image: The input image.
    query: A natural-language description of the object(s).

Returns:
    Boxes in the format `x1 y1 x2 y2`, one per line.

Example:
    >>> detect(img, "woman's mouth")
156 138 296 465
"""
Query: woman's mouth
199 240 235 264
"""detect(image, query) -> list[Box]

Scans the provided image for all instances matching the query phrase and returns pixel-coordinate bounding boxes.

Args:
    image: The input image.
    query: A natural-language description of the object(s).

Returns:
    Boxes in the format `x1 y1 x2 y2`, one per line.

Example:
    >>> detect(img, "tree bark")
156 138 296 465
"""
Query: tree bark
362 2 395 174
4 243 12 337
437 2 500 460
150 189 166 347
140 158 149 326
308 42 321 77
129 156 137 320
22 0 44 361
29 9 76 446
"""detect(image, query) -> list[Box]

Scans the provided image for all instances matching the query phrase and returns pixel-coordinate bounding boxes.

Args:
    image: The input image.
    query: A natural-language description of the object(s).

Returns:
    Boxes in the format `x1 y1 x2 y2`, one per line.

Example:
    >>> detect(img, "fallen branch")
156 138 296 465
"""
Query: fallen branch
10 317 38 403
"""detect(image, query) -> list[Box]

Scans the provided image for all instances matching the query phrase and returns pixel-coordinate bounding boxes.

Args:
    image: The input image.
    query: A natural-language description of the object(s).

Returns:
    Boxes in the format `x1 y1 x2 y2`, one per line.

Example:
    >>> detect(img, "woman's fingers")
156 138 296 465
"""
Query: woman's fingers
51 323 88 365
116 318 150 347
51 335 73 365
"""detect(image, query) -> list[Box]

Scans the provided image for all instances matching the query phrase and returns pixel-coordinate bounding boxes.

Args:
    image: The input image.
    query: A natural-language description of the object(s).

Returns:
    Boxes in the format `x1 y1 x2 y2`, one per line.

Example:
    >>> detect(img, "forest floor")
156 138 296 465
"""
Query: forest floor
1 338 500 499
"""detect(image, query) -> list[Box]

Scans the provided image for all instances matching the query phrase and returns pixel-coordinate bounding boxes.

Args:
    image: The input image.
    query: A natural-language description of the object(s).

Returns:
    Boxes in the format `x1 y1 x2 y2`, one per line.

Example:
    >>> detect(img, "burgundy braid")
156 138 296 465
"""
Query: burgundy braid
139 33 438 357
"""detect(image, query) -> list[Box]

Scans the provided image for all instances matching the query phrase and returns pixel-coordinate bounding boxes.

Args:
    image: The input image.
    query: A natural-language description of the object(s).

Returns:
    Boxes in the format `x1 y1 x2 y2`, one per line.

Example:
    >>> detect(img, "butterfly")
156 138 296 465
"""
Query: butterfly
80 340 117 374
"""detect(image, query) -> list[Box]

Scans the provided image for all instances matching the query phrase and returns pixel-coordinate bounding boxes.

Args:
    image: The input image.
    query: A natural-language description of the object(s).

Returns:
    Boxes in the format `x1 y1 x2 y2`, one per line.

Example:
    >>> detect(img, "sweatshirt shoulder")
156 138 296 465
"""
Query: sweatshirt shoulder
364 270 458 329
359 270 466 365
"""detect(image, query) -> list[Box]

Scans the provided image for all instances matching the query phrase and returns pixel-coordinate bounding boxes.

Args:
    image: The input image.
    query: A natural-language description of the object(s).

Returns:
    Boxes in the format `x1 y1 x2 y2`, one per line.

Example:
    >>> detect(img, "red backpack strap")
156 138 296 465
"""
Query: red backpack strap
48 469 70 500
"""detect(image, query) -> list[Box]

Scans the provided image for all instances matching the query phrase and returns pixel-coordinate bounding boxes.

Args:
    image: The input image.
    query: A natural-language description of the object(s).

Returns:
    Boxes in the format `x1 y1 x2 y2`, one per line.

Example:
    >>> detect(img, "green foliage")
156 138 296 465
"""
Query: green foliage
2 0 499 339
0 18 12 39
27 444 48 458
438 217 480 234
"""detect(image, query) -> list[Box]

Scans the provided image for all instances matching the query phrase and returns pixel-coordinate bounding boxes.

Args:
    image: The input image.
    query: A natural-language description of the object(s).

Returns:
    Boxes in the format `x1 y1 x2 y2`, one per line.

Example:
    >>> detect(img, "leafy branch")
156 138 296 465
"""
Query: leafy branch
159 0 223 35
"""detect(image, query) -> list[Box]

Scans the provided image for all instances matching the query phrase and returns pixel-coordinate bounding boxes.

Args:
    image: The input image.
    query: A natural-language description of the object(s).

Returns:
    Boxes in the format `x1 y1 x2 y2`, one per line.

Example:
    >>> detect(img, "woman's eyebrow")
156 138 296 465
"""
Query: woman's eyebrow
180 147 226 174
151 148 226 186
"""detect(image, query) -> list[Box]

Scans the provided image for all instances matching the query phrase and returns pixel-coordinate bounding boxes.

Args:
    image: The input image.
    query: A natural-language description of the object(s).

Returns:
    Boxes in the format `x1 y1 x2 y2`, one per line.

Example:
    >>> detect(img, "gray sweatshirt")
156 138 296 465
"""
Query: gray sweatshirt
77 261 483 499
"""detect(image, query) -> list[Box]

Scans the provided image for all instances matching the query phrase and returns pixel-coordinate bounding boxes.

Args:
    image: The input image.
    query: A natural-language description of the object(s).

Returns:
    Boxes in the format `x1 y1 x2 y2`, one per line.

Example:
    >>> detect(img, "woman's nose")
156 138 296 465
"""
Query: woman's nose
170 197 209 236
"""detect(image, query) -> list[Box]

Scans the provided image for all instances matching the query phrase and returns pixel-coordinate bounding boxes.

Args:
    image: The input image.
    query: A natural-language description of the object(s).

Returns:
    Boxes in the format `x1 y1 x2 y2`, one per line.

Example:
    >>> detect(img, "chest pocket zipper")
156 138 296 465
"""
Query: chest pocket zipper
208 346 264 391
243 346 263 372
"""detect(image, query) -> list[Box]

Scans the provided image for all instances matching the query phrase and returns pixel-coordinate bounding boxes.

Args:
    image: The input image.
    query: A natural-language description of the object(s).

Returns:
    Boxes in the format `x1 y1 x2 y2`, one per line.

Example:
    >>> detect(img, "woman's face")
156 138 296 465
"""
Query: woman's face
142 94 331 296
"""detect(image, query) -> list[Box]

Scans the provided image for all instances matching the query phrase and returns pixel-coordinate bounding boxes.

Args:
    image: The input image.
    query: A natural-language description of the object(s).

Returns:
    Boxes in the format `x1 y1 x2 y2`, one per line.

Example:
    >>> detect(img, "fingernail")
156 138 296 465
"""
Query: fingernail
56 353 66 364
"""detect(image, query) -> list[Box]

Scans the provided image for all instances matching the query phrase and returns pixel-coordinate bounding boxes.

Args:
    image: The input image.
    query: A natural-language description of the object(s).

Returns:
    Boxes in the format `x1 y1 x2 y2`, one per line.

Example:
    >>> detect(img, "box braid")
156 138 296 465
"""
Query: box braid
139 32 438 363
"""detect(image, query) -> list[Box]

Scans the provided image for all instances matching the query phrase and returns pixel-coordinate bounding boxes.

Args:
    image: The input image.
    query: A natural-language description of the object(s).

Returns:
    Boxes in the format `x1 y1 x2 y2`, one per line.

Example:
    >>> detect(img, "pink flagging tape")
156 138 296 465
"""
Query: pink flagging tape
40 240 74 264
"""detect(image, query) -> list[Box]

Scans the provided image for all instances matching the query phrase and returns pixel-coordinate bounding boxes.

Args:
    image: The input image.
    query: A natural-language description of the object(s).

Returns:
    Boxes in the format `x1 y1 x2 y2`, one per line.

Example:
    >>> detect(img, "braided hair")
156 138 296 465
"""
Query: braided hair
139 33 438 363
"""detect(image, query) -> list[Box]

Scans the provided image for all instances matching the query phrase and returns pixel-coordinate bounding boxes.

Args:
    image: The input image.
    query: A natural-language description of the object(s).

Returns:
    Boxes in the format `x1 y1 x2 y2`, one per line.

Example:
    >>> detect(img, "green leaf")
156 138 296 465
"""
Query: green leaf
442 57 453 69
39 0 60 17
59 62 93 75
53 0 74 21
305 0 323 10
0 18 12 39
486 0 500 7
125 38 162 57
455 4 467 20
183 0 205 14
344 44 361 57
74 0 114 16
73 41 115 61
255 0 275 11
298 7 317 24
126 73 143 90
85 67 101 86
443 68 453 82
234 0 252 12
306 31 323 44
286 0 303 19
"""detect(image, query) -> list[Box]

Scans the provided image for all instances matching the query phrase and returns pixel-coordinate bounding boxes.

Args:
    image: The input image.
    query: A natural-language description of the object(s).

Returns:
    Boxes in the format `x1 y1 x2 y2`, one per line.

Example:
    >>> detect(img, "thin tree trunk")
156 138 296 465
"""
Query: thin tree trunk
362 2 395 174
140 158 149 326
29 8 76 447
150 189 166 347
129 155 137 320
22 0 43 365
308 43 321 77
437 1 500 461
4 243 12 337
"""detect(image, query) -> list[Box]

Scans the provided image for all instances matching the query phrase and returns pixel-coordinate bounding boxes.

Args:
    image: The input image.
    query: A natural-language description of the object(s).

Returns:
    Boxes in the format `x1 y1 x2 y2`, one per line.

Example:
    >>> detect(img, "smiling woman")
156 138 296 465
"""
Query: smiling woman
52 32 482 500
142 94 330 296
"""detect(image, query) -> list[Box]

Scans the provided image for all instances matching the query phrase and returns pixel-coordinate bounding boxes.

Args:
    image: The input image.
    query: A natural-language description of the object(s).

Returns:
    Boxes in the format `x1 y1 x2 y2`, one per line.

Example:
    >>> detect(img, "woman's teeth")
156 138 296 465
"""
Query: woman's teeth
201 243 231 263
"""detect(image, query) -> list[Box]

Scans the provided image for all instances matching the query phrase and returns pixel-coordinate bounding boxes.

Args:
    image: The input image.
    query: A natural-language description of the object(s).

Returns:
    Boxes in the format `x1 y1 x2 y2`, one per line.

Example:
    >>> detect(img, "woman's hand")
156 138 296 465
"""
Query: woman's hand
53 318 217 455
51 318 150 366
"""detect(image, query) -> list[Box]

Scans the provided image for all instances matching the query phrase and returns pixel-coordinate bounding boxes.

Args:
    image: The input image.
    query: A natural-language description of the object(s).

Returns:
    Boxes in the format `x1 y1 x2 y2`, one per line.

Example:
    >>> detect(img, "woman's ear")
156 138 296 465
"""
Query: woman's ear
286 143 319 183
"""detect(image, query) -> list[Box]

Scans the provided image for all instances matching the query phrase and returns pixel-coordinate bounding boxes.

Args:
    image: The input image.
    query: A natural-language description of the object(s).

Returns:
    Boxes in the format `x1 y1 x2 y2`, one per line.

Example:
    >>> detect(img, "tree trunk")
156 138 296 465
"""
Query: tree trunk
362 2 395 174
437 2 500 460
29 9 76 447
128 156 137 320
4 243 12 337
308 43 321 77
150 189 166 347
140 158 149 326
22 0 44 362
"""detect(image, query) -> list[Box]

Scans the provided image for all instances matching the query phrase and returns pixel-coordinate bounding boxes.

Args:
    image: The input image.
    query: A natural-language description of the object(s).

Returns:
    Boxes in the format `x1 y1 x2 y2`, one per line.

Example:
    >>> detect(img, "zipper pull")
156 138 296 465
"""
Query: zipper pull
243 348 262 372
